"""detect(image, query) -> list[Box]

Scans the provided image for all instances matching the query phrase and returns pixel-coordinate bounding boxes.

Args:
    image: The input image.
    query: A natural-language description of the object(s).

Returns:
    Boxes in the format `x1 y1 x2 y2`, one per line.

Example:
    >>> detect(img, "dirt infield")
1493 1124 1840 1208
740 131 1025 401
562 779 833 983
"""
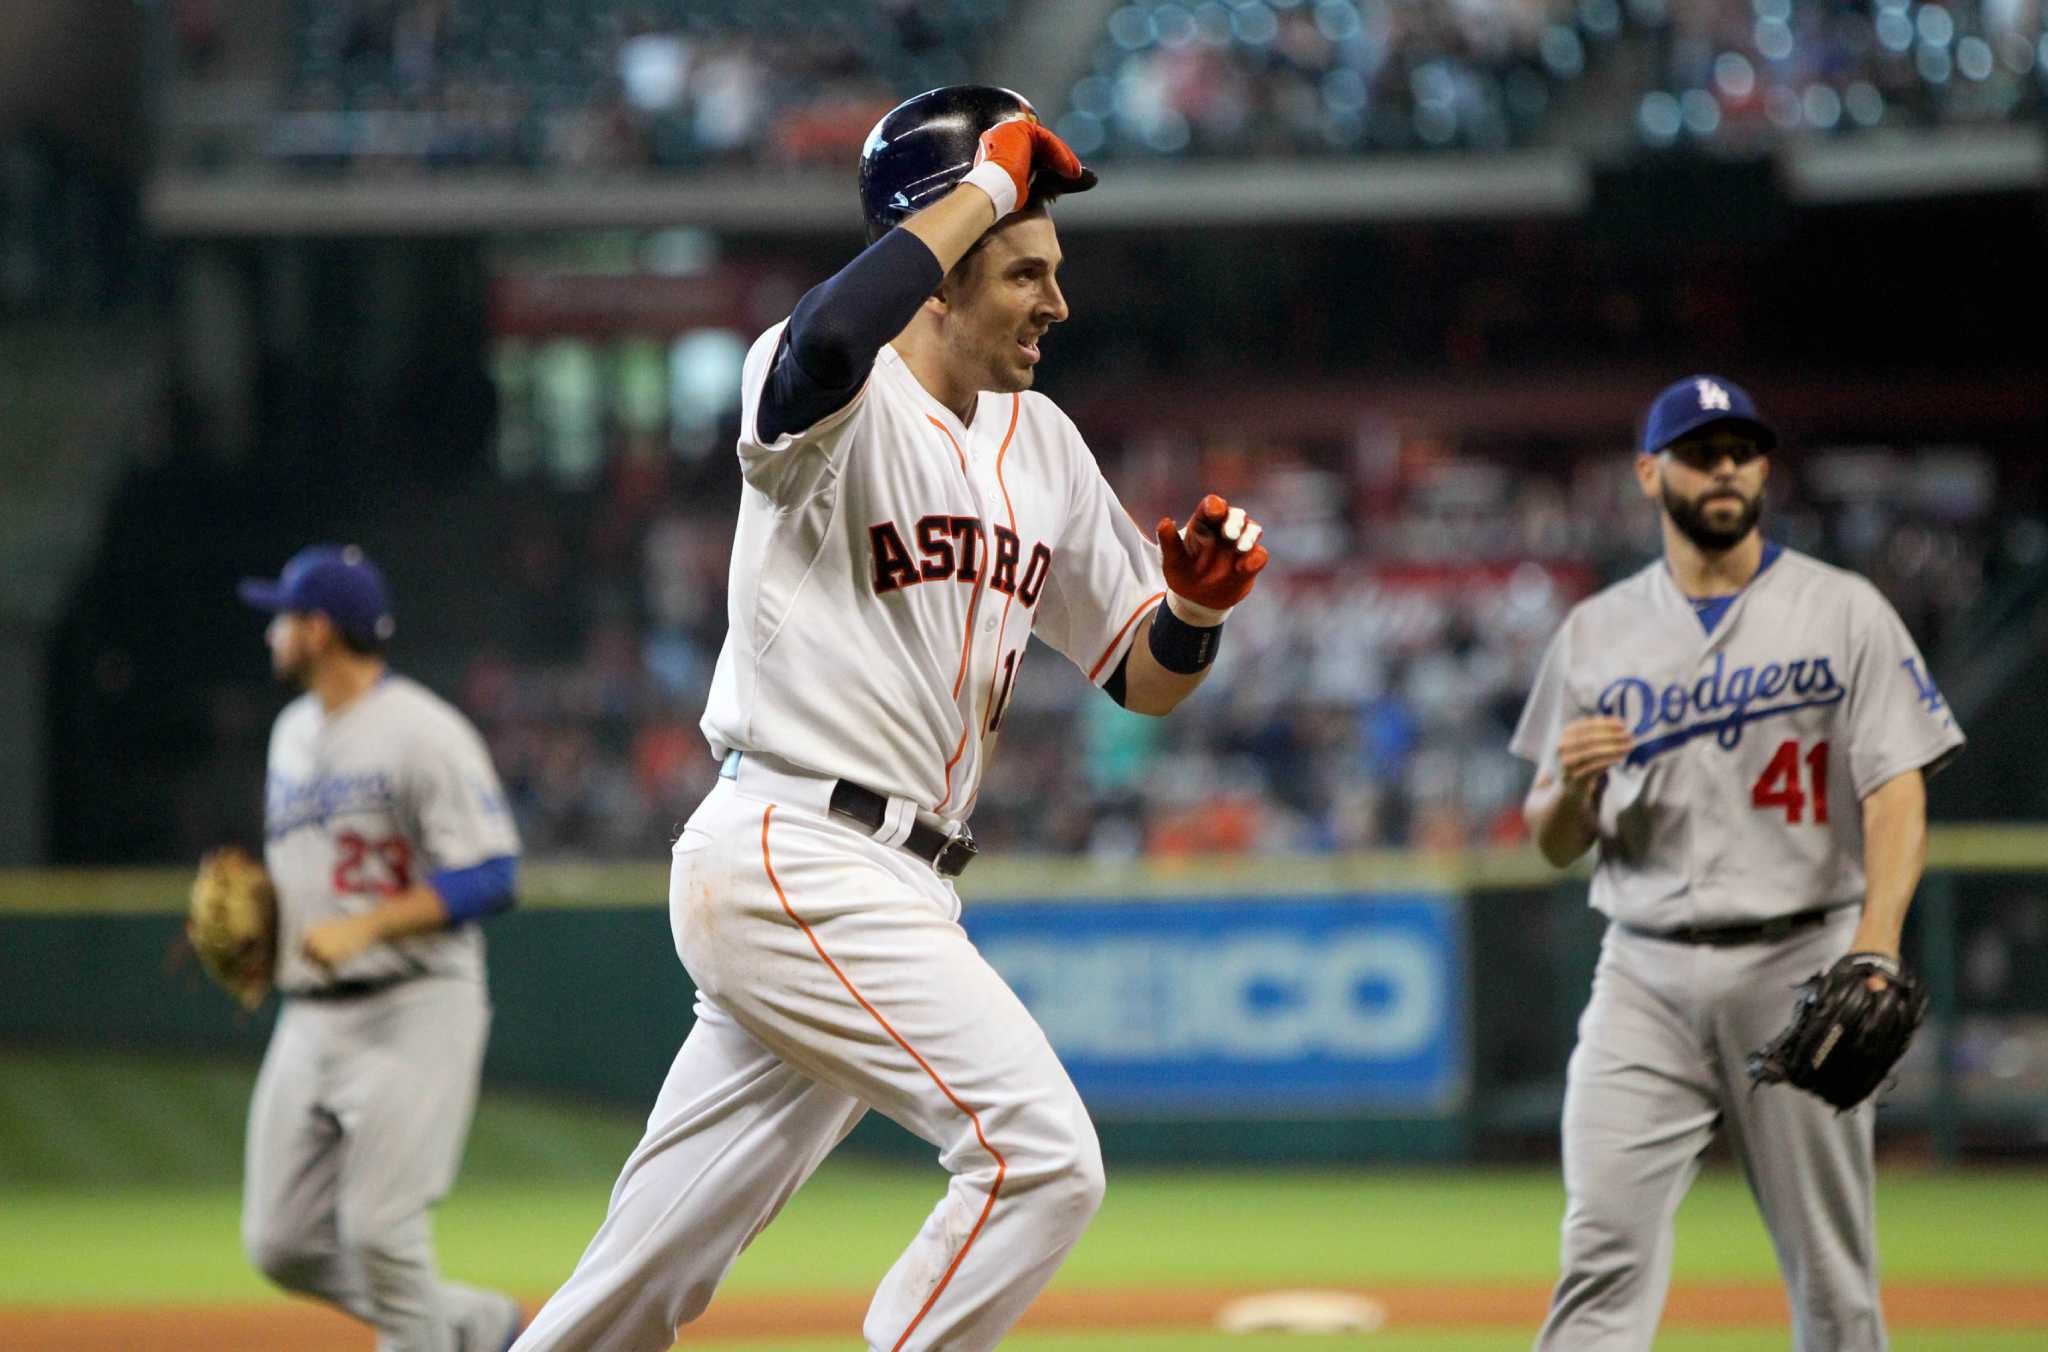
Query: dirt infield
7 1281 2047 1350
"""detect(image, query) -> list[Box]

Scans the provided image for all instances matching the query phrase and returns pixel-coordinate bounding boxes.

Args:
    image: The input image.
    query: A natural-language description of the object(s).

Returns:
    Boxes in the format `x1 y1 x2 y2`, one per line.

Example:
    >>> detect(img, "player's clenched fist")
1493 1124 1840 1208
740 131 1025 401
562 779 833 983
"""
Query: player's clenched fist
1556 716 1633 792
1157 494 1268 622
968 118 1097 217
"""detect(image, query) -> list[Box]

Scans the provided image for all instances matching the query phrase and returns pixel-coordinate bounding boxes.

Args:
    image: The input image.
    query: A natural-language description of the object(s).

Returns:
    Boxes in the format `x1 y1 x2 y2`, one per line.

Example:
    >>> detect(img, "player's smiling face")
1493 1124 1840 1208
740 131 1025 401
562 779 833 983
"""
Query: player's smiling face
938 210 1069 394
1639 428 1769 553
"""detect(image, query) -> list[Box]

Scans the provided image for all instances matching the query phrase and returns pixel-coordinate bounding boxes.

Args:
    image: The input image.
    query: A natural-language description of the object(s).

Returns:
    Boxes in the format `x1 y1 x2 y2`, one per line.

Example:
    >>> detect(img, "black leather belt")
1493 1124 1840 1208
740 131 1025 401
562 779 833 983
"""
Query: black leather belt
828 779 979 879
1618 905 1845 947
290 976 409 1001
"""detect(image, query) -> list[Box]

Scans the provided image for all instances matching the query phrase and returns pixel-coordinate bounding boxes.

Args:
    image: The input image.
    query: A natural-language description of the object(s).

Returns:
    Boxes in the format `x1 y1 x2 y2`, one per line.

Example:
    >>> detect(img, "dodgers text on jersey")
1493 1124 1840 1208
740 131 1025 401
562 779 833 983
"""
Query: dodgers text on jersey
1602 650 1845 767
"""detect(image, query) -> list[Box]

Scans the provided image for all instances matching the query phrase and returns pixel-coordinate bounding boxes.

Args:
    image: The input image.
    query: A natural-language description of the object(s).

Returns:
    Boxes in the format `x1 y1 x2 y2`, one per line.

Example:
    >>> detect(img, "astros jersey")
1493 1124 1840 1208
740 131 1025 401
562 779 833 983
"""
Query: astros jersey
700 322 1167 817
264 675 520 992
1510 547 1964 927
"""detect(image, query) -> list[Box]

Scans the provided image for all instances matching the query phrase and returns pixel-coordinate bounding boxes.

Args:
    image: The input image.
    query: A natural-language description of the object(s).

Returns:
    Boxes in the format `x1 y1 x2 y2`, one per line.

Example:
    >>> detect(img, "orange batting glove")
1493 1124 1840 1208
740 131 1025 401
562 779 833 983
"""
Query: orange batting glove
965 117 1098 218
1156 494 1269 623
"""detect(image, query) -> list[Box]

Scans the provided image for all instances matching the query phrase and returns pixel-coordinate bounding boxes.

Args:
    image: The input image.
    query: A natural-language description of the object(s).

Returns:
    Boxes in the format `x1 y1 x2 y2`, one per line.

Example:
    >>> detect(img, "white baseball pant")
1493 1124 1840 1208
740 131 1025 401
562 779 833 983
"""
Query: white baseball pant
513 758 1104 1351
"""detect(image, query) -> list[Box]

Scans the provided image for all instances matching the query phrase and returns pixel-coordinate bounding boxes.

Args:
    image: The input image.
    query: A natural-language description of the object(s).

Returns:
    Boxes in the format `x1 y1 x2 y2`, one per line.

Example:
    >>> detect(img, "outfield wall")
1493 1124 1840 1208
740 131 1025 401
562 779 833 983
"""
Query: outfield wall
4 827 2044 1162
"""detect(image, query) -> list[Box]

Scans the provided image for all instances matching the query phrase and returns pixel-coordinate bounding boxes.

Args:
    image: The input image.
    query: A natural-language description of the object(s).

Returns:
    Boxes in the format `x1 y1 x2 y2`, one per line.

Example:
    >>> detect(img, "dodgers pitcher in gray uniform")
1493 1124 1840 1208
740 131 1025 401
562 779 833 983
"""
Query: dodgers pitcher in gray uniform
237 544 526 1352
1511 377 1964 1351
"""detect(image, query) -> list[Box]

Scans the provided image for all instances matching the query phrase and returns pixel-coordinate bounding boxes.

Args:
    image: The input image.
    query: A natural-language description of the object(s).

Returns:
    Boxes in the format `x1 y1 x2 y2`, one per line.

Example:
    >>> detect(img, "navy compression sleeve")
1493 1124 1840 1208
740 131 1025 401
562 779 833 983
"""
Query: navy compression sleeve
757 227 945 442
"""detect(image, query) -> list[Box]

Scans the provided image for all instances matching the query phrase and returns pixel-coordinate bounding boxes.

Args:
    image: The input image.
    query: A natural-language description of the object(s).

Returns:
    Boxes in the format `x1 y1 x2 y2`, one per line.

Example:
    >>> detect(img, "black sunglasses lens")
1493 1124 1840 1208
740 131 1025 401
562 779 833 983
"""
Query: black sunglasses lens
1674 443 1761 468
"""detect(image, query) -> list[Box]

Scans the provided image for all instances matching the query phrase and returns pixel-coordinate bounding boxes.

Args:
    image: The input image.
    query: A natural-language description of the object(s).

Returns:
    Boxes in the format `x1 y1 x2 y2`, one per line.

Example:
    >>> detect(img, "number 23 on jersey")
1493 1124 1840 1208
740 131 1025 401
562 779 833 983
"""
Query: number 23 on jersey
332 831 414 895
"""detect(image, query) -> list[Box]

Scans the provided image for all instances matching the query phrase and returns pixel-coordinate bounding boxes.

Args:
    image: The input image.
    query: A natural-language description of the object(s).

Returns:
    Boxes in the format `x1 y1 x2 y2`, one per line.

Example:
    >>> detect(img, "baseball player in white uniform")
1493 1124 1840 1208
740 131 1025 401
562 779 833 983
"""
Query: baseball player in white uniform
1511 376 1965 1350
512 87 1269 1352
237 544 527 1352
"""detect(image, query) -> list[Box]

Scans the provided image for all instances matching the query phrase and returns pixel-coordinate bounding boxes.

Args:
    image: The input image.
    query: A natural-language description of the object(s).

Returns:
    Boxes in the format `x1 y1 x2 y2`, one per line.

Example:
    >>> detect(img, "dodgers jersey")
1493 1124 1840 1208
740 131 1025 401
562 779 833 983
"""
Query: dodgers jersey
1510 546 1964 927
701 323 1167 818
264 675 520 992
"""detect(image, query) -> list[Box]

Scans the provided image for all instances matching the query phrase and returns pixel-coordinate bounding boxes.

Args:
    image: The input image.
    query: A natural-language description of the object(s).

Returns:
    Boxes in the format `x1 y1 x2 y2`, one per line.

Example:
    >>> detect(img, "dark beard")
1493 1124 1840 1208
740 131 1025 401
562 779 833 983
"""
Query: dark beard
1663 481 1761 553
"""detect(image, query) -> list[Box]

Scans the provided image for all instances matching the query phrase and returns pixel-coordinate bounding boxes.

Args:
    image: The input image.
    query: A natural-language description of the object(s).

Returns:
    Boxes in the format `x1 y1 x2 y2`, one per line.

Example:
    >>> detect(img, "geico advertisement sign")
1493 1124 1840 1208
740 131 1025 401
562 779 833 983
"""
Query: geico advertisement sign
975 929 1446 1062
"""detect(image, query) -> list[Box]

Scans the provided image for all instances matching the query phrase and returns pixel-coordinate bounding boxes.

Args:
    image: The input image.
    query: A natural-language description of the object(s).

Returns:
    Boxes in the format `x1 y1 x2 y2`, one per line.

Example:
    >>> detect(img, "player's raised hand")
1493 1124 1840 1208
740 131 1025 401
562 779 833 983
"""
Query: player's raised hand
1156 494 1269 622
972 118 1098 214
1556 716 1633 792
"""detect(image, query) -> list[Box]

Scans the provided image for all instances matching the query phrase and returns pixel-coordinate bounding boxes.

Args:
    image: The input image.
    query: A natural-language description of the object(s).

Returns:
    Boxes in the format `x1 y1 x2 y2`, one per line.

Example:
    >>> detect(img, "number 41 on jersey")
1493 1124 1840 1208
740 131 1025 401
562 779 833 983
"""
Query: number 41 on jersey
1753 740 1829 824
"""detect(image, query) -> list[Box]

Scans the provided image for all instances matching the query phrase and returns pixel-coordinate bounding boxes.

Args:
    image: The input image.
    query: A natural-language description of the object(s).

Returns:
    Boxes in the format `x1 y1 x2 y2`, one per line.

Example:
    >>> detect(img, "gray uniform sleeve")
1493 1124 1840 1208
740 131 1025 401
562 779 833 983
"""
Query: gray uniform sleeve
404 713 521 872
1509 617 1578 777
1840 580 1965 799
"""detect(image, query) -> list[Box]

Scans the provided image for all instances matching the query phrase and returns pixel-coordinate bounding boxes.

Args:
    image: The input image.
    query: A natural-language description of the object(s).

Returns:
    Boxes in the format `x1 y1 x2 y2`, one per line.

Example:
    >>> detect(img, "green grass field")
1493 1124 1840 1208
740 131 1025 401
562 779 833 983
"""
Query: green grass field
8 1167 2046 1295
4 1050 2046 1350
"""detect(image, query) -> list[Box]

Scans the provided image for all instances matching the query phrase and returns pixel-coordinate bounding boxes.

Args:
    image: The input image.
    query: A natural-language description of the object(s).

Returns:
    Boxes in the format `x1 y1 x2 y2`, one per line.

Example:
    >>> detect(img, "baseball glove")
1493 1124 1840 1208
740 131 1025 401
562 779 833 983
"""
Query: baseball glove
1747 952 1929 1111
186 846 277 1011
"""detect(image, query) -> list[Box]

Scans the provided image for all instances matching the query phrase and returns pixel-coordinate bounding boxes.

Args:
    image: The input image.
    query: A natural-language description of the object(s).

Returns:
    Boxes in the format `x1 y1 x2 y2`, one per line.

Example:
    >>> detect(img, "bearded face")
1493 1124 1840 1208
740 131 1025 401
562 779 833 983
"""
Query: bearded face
1650 430 1768 554
1661 469 1763 551
266 612 337 686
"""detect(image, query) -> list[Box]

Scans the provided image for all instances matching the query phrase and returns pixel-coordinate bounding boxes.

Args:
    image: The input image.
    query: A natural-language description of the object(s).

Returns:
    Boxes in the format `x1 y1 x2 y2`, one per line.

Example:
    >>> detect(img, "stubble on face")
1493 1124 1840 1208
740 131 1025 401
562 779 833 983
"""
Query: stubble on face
1660 467 1763 552
942 212 1064 396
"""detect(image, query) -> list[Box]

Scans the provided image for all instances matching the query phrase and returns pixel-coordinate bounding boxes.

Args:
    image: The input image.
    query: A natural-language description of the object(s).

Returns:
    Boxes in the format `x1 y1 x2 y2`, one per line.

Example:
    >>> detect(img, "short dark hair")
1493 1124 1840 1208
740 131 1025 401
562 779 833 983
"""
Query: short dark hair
301 609 389 658
337 627 389 658
943 202 1050 291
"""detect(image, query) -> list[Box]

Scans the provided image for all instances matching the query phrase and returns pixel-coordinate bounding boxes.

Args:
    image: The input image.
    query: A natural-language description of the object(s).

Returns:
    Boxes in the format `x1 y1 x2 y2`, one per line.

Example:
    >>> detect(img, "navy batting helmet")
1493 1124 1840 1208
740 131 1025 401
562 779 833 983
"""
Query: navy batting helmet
857 86 1096 243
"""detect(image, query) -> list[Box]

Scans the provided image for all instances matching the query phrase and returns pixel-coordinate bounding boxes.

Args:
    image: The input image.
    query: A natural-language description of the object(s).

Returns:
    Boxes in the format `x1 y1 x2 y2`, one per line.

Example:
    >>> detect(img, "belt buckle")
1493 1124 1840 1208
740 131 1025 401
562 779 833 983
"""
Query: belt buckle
932 824 979 879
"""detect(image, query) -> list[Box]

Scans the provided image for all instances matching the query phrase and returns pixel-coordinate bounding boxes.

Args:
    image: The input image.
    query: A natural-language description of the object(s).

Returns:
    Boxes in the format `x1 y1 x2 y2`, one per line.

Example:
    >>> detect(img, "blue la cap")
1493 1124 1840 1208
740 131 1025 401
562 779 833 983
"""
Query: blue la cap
237 544 396 644
1640 374 1778 455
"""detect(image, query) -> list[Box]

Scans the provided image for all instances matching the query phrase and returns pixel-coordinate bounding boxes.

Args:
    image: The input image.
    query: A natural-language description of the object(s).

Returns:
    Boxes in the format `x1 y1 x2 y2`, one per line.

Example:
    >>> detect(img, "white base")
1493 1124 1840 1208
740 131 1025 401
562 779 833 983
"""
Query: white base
1214 1290 1389 1335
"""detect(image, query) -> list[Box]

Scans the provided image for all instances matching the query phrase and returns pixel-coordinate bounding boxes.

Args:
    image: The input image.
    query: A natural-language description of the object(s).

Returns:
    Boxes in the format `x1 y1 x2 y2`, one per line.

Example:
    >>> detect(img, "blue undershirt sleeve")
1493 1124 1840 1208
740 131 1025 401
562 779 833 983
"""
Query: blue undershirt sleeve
757 227 946 443
430 855 518 925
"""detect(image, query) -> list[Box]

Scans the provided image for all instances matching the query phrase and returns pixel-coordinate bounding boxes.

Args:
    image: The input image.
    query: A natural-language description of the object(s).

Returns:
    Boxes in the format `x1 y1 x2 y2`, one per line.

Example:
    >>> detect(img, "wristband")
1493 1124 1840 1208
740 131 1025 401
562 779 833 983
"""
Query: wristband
1149 602 1222 675
960 160 1020 219
1165 589 1231 627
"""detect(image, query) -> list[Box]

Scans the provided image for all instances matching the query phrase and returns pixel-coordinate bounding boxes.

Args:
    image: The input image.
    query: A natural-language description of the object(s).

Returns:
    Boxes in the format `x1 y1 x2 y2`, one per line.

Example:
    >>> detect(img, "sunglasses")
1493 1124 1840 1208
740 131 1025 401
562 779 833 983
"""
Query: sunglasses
1664 439 1766 471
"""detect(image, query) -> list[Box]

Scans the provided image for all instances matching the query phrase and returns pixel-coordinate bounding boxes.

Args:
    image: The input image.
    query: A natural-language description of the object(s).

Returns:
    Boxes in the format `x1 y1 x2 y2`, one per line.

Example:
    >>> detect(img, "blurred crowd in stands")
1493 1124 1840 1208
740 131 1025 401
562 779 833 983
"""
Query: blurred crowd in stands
144 2 2043 863
169 0 2048 171
1063 0 2048 157
179 0 1002 171
1618 0 2048 149
448 411 2015 861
